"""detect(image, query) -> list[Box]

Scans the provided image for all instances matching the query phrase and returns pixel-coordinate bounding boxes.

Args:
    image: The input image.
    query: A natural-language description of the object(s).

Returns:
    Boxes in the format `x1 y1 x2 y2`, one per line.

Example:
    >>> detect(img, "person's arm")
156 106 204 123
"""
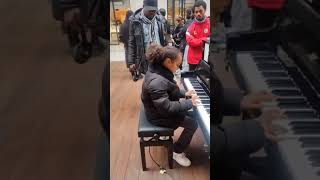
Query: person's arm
222 88 243 116
179 88 187 98
186 25 206 47
127 21 136 66
149 80 193 113
178 24 188 39
213 120 265 159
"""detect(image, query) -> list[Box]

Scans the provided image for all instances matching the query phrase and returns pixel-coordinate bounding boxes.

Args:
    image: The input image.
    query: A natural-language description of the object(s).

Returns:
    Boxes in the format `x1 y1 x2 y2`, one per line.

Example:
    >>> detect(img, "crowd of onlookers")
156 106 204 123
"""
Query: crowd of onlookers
119 0 210 81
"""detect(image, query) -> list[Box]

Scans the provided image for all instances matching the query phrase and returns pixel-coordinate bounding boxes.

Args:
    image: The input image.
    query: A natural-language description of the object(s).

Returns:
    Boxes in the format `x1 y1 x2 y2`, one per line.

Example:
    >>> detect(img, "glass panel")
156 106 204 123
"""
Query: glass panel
175 0 182 24
167 0 174 26
110 0 130 45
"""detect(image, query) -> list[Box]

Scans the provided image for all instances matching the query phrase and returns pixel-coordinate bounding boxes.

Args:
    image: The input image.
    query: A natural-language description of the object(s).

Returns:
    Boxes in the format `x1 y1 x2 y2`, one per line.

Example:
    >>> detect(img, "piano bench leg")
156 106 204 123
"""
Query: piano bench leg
140 138 147 171
167 138 173 169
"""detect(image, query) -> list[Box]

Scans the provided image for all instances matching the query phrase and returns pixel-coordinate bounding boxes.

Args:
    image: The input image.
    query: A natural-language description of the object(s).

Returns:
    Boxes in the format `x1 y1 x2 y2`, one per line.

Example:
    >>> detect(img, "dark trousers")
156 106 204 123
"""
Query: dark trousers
189 64 198 71
124 44 129 68
173 116 198 153
151 115 198 153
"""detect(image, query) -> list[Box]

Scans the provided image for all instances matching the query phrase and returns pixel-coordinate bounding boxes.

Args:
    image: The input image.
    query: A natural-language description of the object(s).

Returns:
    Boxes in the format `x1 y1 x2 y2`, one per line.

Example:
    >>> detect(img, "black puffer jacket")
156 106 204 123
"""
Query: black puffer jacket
128 8 167 74
141 64 192 129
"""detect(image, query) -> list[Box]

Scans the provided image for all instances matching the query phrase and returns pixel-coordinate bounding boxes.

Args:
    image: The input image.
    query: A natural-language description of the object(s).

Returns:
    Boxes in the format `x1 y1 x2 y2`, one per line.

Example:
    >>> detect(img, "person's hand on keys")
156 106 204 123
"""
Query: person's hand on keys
191 94 200 106
256 108 287 142
185 90 196 98
241 90 275 111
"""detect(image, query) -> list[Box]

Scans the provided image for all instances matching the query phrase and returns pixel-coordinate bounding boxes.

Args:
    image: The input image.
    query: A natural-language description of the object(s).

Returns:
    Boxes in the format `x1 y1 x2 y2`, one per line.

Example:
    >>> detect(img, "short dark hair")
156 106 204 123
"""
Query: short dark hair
194 0 207 11
159 8 166 16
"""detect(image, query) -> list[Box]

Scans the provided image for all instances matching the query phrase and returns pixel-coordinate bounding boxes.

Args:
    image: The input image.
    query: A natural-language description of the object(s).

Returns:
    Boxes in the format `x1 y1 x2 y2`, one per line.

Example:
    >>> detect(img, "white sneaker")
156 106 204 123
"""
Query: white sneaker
173 152 191 167
159 136 170 140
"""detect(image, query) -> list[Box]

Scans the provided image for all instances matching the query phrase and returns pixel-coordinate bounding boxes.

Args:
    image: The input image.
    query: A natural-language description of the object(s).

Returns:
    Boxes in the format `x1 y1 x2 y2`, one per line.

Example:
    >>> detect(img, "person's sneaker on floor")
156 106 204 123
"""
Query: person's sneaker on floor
173 152 191 167
159 136 170 140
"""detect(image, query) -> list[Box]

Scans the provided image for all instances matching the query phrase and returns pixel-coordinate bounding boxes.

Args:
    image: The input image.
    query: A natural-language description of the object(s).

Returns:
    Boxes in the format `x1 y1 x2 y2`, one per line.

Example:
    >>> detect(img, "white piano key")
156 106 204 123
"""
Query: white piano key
183 78 210 137
236 52 320 180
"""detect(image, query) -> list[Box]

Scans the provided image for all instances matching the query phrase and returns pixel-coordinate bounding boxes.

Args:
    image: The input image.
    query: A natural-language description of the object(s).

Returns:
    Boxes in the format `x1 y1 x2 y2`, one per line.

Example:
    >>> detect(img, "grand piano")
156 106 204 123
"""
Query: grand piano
181 40 211 146
226 0 320 179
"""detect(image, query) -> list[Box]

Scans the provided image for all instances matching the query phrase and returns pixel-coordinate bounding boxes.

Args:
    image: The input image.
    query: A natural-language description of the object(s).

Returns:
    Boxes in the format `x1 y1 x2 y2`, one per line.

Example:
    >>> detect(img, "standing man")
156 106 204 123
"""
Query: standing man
128 0 168 80
173 16 184 48
179 8 194 72
158 8 172 44
186 0 210 71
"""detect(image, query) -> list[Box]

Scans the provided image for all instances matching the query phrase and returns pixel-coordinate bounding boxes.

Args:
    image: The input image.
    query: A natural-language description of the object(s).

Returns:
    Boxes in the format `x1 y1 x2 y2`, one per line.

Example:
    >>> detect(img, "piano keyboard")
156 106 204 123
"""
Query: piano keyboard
236 51 320 180
183 77 210 143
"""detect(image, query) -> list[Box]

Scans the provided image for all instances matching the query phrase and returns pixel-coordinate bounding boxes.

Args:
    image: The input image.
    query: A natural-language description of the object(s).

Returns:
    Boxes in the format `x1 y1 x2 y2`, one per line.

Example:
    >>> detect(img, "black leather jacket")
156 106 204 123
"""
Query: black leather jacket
128 8 167 74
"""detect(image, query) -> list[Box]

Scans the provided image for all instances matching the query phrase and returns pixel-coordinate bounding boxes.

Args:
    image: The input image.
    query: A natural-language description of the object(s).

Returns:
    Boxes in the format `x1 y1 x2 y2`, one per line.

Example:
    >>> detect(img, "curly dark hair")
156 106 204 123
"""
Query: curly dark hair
145 44 181 64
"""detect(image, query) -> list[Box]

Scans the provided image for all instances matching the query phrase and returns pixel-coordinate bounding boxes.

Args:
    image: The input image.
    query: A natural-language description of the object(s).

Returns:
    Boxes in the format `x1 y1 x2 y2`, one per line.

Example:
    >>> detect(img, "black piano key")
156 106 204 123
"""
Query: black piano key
277 97 307 104
278 103 311 109
204 105 210 109
206 109 210 114
277 98 310 109
285 111 317 119
190 80 200 86
262 71 288 78
201 100 210 104
290 122 320 134
196 90 205 93
194 87 203 90
299 137 320 148
305 150 320 167
190 82 199 85
254 59 279 64
266 79 295 88
251 52 275 56
257 63 283 71
294 129 320 134
311 162 320 167
272 89 302 96
290 121 320 126
197 92 207 96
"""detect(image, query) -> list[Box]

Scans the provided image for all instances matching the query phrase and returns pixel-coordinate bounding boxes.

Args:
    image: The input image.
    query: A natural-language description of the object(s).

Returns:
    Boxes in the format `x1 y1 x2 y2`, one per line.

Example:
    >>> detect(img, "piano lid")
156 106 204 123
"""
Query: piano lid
285 0 320 41
279 2 320 95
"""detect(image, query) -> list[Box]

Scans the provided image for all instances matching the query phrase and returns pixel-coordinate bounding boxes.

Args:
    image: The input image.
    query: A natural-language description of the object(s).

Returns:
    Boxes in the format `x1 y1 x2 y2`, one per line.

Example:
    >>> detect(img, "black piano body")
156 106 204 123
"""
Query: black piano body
226 1 320 180
181 60 210 146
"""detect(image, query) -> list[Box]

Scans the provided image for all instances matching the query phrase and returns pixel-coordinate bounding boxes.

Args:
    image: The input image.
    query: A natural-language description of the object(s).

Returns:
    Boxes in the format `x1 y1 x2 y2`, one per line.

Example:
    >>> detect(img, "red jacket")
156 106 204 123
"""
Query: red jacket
247 0 286 10
186 17 210 65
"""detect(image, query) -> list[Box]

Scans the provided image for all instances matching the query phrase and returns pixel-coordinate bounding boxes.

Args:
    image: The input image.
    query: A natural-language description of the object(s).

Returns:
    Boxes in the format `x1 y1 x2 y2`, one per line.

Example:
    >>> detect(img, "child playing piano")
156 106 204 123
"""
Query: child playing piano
141 43 199 167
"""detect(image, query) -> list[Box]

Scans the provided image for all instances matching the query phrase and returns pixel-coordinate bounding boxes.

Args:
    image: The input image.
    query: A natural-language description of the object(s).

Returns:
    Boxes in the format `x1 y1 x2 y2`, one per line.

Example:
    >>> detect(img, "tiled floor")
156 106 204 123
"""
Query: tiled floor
110 44 125 62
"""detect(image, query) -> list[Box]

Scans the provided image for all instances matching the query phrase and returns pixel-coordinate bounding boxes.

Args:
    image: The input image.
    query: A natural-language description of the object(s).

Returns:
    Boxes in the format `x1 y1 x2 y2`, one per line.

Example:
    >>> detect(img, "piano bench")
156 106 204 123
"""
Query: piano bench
138 106 174 171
